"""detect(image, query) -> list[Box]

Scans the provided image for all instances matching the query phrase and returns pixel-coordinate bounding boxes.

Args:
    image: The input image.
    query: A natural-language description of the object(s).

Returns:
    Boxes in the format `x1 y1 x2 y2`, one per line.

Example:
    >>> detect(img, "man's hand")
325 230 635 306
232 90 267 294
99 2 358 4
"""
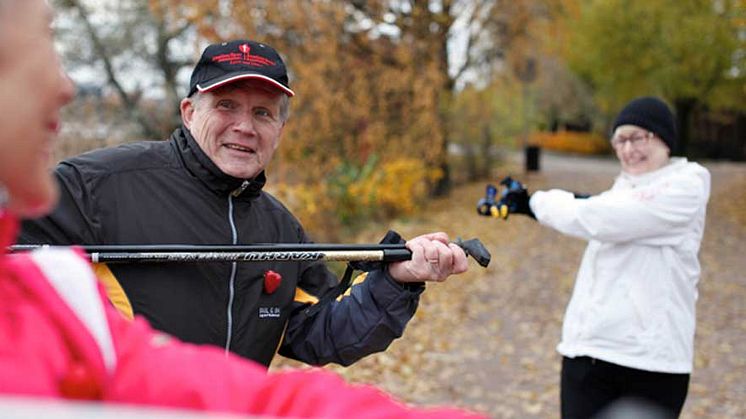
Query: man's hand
388 232 469 283
497 177 536 219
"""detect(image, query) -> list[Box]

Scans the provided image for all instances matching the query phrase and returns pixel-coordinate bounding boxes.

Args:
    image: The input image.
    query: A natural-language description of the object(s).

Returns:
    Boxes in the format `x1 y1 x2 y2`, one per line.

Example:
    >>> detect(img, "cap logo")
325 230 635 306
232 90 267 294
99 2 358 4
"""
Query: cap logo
211 43 275 68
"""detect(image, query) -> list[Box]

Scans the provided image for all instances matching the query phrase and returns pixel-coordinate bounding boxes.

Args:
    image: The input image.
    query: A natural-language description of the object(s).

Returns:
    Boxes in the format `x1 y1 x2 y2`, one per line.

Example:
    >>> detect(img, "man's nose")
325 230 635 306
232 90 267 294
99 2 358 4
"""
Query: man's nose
233 111 256 133
232 114 257 134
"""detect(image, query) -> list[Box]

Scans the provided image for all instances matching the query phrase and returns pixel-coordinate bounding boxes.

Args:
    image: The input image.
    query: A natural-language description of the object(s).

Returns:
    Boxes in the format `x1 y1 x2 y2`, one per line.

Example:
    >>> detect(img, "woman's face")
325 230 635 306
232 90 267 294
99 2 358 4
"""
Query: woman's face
0 0 75 217
611 125 671 175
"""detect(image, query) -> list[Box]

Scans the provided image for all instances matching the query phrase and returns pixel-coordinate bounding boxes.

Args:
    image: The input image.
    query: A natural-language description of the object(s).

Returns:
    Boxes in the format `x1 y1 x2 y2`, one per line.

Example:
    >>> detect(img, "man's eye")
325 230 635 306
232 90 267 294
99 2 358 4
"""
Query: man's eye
254 109 271 117
217 100 235 109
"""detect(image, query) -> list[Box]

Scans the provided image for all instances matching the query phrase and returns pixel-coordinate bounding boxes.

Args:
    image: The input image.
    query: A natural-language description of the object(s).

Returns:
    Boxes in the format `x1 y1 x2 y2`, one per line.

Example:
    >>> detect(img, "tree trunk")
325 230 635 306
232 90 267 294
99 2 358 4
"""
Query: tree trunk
431 3 455 197
480 124 494 179
674 98 696 156
464 143 478 182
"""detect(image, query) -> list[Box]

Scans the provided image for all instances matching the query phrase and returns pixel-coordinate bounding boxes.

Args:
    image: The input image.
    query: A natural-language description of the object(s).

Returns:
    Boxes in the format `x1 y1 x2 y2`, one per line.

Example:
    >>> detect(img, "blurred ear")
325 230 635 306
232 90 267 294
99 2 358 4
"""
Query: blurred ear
180 98 195 129
272 124 285 151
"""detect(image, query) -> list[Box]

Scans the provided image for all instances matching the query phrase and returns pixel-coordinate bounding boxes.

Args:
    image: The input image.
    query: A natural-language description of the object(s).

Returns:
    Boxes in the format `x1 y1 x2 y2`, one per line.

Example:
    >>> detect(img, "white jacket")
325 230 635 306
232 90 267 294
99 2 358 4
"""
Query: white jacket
530 158 710 373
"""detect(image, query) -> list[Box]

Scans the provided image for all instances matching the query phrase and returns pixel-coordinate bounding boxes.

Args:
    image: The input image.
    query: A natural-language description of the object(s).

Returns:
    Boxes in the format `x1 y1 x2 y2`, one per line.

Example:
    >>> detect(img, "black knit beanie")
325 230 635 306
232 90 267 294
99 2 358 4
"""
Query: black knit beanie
612 96 677 153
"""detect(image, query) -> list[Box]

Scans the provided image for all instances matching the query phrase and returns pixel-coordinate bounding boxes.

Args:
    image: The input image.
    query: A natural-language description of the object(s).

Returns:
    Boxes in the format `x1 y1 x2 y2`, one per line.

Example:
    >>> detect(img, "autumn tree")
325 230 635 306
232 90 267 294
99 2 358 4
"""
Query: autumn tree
449 77 525 181
564 0 745 153
445 0 586 179
54 0 571 234
213 1 561 187
213 1 448 196
54 0 212 140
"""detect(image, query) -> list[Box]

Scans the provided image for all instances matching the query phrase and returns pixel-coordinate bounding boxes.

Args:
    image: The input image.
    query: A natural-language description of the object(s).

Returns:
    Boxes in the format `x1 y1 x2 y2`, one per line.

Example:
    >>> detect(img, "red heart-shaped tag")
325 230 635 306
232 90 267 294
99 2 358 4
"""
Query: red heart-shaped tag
264 270 282 294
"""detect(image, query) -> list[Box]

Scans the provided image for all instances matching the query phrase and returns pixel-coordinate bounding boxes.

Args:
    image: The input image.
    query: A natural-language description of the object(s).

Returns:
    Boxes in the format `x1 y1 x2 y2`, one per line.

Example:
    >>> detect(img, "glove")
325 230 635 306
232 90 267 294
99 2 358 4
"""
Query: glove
497 177 535 219
476 184 509 218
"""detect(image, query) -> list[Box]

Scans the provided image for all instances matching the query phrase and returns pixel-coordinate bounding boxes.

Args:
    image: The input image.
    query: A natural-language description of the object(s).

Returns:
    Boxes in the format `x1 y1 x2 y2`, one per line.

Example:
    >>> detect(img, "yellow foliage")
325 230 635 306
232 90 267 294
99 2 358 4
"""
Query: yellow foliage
530 130 610 155
269 158 436 240
351 159 439 217
267 181 339 238
217 1 447 186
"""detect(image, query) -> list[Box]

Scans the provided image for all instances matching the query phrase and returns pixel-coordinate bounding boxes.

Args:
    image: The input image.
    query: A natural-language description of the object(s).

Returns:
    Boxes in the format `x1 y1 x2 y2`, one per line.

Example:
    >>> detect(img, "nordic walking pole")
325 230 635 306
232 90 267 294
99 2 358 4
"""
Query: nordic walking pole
11 239 491 267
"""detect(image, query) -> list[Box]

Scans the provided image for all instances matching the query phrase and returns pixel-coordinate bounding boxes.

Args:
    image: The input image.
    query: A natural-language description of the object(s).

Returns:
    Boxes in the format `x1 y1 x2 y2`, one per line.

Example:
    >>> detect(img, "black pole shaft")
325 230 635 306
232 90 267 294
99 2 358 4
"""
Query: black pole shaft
10 243 407 253
11 238 491 267
10 244 413 264
86 249 412 264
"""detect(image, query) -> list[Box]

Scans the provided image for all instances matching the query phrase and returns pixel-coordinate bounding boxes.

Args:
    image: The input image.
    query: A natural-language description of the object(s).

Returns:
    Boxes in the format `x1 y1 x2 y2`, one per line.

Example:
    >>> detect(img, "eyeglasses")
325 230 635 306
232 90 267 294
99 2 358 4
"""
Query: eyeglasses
611 131 653 149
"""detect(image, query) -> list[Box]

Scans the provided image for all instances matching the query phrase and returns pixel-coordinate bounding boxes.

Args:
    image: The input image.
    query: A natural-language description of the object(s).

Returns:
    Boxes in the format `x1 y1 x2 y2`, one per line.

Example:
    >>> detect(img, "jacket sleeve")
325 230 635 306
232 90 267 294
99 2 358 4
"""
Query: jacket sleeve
529 169 709 246
279 260 424 366
19 162 100 245
107 296 481 418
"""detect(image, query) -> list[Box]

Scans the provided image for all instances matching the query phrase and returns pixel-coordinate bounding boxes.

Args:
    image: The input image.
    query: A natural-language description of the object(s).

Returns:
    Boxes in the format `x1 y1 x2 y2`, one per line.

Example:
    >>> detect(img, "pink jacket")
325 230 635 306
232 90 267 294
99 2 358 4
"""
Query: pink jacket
0 211 484 418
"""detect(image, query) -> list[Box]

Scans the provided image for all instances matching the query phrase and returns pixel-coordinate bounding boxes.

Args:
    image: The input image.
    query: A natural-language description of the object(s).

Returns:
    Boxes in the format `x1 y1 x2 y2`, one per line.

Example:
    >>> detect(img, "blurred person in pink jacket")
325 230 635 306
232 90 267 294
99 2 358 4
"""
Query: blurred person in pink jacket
0 1 485 417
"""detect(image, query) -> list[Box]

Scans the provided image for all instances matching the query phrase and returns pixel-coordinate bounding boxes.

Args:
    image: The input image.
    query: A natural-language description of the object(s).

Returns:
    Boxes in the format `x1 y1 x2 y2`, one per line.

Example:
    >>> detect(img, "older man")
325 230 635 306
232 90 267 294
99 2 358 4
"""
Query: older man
21 39 469 368
0 3 485 416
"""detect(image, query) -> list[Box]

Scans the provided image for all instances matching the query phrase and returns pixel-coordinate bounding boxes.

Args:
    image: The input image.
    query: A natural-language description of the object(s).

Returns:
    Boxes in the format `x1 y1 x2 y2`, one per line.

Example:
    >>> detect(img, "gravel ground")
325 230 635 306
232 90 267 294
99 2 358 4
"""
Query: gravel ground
273 151 746 419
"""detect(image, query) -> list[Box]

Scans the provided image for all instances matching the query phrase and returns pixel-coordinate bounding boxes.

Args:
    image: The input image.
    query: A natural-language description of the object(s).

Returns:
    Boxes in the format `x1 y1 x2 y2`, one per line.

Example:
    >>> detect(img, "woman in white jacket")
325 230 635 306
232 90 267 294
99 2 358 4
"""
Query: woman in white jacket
499 97 710 418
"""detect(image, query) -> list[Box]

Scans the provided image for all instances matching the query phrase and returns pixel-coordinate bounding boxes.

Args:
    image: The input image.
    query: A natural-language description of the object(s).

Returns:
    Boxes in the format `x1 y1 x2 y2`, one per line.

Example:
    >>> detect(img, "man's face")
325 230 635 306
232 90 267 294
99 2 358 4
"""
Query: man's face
181 81 286 180
612 125 671 175
0 0 75 217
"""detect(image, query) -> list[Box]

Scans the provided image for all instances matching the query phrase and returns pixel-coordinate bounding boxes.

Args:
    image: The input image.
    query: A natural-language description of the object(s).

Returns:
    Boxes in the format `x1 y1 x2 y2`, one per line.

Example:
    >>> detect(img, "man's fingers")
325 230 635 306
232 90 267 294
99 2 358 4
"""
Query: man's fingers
433 239 454 269
407 232 449 246
423 242 440 264
407 240 428 266
447 242 469 274
390 234 470 283
426 240 453 281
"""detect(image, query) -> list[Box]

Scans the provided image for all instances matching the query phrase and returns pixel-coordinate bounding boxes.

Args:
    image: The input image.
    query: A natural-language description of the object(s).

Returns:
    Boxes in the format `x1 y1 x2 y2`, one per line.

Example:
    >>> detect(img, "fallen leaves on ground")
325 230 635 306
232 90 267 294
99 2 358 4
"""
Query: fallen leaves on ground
272 154 746 418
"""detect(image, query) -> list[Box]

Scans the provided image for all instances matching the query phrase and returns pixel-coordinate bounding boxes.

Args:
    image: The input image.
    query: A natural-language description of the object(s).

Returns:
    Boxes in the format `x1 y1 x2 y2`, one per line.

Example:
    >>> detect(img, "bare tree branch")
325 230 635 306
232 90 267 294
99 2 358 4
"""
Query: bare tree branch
64 0 162 138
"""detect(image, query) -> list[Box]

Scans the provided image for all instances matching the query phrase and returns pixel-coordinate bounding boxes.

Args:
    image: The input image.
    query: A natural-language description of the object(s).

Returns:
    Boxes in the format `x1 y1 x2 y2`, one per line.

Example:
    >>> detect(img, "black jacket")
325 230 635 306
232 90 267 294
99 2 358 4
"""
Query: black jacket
20 127 424 367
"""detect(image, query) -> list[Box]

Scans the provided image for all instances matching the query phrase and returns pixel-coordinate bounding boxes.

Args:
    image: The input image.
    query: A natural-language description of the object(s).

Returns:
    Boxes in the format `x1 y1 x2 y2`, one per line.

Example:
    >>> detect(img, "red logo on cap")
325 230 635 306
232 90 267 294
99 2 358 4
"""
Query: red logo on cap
264 270 282 294
211 44 275 68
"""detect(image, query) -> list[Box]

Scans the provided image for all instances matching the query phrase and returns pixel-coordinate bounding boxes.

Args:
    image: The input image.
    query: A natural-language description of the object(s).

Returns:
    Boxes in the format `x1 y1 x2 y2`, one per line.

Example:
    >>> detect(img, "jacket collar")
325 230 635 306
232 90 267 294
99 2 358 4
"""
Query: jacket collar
172 126 266 199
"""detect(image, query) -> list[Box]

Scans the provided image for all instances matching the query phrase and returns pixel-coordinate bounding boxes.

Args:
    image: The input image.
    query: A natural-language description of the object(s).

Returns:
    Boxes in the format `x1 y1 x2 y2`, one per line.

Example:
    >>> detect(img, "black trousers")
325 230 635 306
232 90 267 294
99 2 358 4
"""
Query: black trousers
561 356 690 419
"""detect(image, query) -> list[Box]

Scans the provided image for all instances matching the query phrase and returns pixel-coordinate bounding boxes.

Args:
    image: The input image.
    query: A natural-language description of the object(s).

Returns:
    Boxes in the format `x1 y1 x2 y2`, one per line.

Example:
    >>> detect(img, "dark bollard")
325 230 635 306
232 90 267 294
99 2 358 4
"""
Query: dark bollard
525 145 541 172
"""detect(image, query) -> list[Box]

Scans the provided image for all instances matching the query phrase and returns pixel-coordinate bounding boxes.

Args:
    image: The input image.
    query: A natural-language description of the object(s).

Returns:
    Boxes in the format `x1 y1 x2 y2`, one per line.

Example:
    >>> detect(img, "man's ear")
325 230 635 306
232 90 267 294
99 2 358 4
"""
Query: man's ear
180 98 195 129
272 124 285 151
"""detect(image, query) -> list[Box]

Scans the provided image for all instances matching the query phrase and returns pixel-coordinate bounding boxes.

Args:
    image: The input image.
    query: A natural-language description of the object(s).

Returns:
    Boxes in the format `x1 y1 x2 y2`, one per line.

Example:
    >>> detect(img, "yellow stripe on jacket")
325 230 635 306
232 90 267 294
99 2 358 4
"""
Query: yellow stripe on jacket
93 263 134 320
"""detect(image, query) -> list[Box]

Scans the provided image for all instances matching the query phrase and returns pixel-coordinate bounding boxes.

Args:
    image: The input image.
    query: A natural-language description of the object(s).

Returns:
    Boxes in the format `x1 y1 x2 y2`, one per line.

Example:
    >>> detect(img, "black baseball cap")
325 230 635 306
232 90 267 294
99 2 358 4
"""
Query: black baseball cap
188 39 294 97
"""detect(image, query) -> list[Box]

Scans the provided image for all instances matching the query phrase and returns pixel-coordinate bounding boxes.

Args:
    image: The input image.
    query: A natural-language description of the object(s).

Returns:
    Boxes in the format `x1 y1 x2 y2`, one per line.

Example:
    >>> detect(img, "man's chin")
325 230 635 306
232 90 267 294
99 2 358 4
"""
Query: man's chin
221 166 261 180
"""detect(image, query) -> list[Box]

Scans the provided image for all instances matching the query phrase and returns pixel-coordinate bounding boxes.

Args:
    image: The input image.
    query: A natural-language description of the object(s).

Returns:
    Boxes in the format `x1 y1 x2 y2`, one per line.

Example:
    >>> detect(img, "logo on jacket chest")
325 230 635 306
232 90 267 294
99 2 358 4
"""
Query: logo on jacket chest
259 270 283 318
259 306 281 318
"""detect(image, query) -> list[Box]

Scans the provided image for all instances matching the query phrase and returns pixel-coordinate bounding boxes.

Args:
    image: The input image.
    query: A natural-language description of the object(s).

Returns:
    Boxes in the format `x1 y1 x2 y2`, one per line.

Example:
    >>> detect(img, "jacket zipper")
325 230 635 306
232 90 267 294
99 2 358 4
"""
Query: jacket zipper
224 181 249 353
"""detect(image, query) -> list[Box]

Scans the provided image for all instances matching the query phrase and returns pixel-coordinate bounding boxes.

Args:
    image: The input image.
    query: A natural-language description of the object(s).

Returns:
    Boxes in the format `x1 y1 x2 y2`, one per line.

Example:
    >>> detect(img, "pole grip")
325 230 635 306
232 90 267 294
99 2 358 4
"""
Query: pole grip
454 238 491 267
